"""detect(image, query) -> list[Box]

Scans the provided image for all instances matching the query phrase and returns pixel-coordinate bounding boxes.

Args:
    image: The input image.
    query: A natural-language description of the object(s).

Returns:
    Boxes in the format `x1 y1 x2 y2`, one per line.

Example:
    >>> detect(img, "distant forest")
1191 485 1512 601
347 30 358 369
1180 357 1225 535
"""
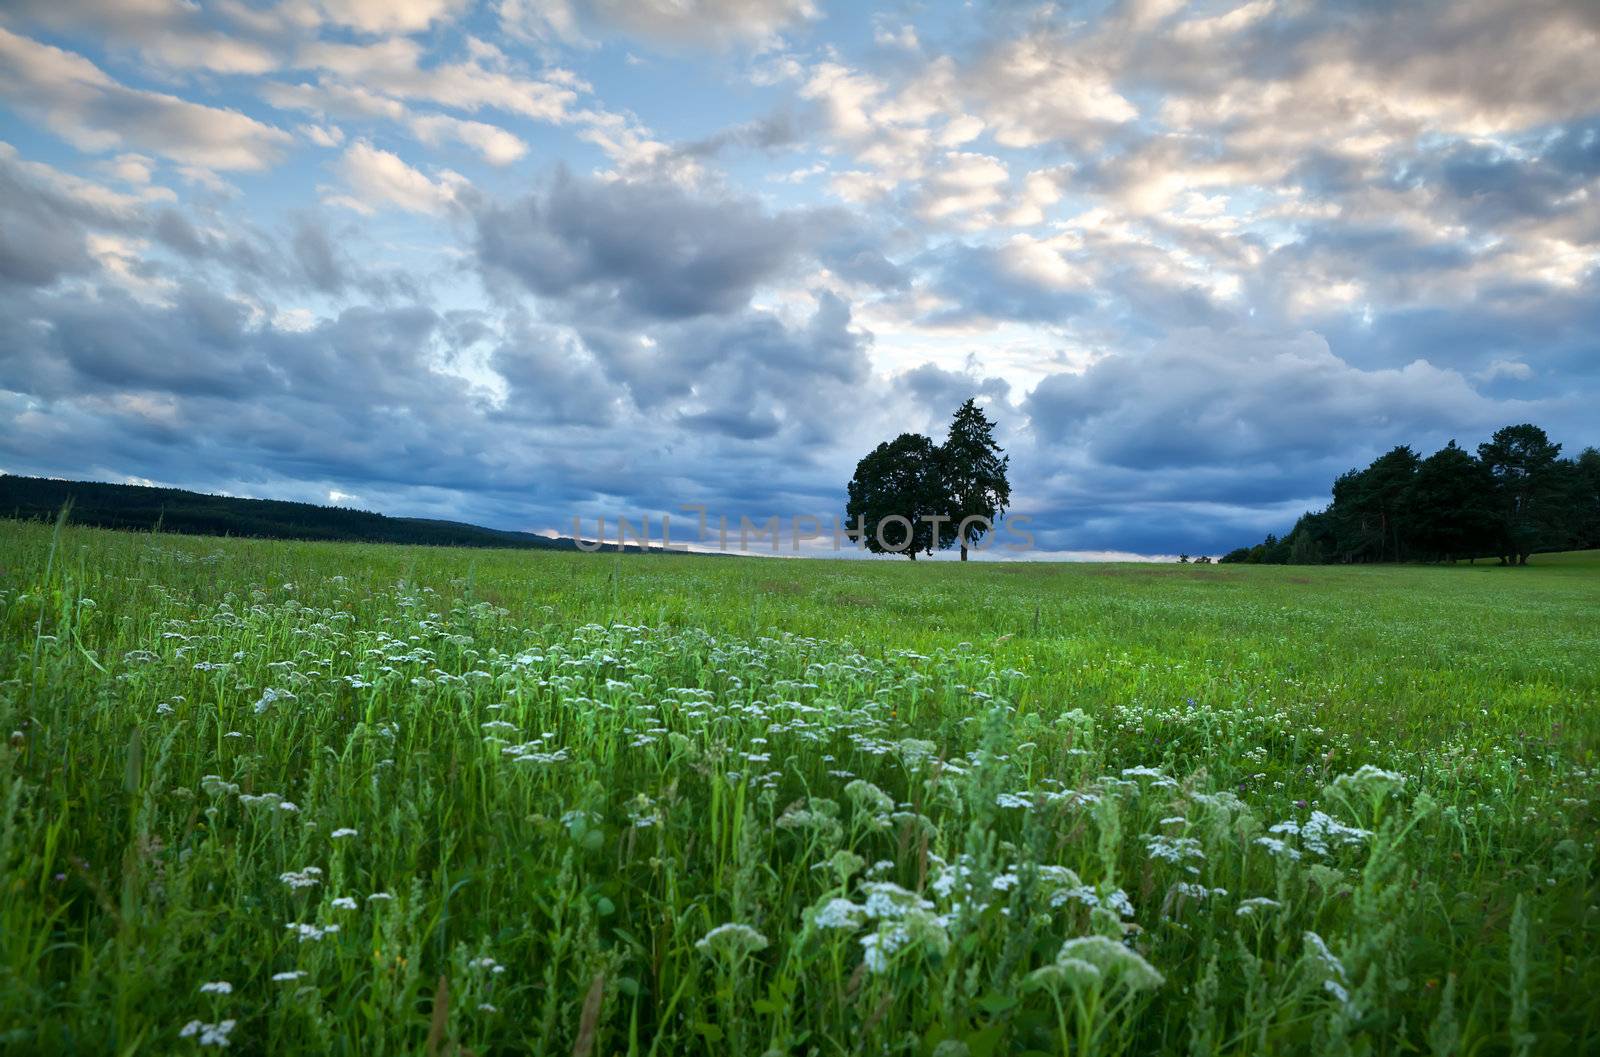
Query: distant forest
1221 424 1600 565
0 475 637 552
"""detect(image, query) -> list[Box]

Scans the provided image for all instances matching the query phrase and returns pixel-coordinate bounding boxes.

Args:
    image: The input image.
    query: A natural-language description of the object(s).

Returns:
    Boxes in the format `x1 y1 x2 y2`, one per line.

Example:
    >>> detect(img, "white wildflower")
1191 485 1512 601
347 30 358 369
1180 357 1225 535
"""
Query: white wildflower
812 898 866 930
198 981 232 994
695 923 769 958
1056 936 1164 991
179 1019 236 1047
861 881 934 920
279 868 322 890
844 779 895 815
252 688 295 714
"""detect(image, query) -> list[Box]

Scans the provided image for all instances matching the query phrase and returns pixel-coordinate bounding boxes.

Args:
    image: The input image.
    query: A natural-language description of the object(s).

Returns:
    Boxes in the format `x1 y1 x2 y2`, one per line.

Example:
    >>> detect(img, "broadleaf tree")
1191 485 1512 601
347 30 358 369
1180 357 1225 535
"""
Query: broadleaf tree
844 432 948 560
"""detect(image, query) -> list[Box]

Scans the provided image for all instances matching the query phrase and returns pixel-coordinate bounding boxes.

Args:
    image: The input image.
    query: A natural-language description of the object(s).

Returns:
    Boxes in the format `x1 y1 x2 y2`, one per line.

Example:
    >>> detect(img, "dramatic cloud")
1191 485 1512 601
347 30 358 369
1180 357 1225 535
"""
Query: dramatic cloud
1 0 1597 556
475 171 821 319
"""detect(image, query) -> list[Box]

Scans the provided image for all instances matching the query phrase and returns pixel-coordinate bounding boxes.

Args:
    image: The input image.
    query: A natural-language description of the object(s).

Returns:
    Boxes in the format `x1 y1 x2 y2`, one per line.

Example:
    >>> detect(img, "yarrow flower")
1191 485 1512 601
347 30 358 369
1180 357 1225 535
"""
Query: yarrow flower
279 867 323 890
1053 936 1165 992
270 971 306 982
811 898 866 930
844 779 895 815
1330 764 1406 799
330 828 359 839
331 896 358 910
198 981 232 995
179 1019 236 1047
285 922 339 942
1027 957 1103 992
695 923 769 958
861 909 949 974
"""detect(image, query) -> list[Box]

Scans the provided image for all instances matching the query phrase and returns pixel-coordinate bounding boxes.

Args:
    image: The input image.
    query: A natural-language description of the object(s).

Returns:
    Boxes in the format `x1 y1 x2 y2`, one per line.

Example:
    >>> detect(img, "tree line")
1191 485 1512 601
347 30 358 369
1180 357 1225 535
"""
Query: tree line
845 399 1012 560
0 475 659 553
1220 424 1600 565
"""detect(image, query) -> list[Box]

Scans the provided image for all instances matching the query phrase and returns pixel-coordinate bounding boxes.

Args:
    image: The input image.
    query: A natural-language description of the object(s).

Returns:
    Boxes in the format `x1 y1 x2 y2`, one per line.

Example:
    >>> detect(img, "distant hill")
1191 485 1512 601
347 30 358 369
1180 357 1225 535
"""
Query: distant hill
0 475 650 553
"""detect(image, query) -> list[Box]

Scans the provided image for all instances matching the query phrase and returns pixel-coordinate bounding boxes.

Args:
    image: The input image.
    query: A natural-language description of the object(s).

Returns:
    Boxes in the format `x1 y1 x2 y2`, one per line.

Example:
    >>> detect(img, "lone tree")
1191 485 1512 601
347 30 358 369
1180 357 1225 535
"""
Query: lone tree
845 432 947 559
939 398 1011 560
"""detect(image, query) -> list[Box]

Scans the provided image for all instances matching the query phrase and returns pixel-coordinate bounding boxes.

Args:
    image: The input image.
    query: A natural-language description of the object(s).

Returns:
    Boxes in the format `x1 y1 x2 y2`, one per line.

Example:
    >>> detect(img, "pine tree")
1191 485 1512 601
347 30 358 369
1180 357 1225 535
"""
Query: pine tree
939 399 1011 561
1478 424 1563 564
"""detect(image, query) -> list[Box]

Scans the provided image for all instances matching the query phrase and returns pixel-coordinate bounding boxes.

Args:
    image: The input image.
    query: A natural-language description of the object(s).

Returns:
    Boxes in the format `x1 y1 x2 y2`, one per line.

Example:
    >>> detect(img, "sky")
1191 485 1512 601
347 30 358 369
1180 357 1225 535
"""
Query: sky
1 0 1597 559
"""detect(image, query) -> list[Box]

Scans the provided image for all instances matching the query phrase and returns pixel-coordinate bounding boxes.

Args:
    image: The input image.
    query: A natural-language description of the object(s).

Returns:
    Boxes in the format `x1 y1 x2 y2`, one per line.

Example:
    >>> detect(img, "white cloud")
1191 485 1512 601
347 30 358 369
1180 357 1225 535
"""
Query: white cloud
1476 359 1534 383
304 0 472 35
293 37 579 122
917 151 1010 223
297 123 346 148
0 27 291 170
593 0 817 49
410 114 528 165
1 0 280 74
973 42 1137 148
330 141 466 215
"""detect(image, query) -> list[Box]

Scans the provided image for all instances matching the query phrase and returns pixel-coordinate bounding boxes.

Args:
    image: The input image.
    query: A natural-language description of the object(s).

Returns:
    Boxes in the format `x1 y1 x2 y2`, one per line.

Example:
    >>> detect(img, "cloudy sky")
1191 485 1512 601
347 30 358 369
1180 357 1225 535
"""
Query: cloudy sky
2 0 1597 558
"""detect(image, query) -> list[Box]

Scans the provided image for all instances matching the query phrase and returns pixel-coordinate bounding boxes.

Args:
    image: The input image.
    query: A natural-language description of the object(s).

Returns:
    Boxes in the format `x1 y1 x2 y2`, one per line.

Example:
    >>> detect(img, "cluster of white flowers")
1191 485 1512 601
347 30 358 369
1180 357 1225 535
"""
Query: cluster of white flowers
695 923 769 958
179 1019 236 1047
239 792 298 812
1302 931 1355 1010
1145 833 1206 869
285 922 340 942
252 687 296 714
279 867 323 890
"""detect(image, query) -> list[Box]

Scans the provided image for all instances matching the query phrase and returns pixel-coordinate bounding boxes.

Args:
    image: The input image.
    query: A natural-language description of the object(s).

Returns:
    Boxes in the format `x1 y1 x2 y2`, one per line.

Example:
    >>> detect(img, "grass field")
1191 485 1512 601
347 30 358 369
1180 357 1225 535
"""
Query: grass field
2 521 1597 1055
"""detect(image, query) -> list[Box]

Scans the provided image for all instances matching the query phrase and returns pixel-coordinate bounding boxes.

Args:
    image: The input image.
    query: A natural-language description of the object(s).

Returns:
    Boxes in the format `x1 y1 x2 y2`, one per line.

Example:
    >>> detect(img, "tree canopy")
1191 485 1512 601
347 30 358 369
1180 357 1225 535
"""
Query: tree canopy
844 400 1013 560
940 399 1011 560
1220 424 1598 565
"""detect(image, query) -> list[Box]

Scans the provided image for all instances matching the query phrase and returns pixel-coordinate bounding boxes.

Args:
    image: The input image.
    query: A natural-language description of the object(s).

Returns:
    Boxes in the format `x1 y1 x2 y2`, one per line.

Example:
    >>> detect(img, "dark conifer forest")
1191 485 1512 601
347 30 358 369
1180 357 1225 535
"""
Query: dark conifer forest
1220 424 1600 564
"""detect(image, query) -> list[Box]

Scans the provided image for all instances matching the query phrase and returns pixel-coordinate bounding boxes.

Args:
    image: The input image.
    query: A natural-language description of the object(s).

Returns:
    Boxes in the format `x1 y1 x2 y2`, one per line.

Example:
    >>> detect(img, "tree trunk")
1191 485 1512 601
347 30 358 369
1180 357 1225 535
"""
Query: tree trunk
908 550 916 561
960 543 968 561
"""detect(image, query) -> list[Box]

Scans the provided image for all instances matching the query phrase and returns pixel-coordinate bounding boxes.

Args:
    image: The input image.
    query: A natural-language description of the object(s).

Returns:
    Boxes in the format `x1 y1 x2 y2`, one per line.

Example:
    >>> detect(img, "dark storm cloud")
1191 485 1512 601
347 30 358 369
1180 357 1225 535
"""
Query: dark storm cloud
1007 319 1597 554
290 215 347 295
475 169 828 321
902 364 1012 421
1024 329 1510 472
0 145 138 288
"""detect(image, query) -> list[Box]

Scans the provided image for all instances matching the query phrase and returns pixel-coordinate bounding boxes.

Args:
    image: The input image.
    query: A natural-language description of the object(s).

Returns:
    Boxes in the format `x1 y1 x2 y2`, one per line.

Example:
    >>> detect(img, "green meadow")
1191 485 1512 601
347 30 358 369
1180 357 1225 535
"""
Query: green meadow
2 521 1597 1055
